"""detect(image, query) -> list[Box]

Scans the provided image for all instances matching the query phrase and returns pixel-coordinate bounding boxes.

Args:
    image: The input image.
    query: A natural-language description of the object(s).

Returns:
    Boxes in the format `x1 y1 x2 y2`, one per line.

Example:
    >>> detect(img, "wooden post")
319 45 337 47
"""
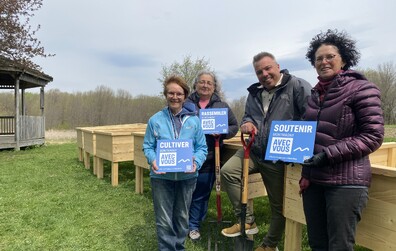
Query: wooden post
111 162 119 186
284 218 302 251
14 75 20 151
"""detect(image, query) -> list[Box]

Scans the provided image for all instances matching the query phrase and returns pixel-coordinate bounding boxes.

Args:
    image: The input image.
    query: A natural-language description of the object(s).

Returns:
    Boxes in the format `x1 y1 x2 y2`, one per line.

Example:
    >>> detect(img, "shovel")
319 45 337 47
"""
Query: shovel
234 130 255 251
208 135 232 251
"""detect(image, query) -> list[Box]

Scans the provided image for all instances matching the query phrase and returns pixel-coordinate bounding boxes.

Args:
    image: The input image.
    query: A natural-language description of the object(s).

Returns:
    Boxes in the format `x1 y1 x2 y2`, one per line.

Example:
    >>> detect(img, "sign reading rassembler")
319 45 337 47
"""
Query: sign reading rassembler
199 108 228 134
156 139 193 172
265 121 317 164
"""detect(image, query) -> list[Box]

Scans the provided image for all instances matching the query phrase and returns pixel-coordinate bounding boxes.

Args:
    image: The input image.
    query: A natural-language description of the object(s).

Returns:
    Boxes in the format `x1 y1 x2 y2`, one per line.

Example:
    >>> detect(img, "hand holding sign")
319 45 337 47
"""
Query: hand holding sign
151 159 166 174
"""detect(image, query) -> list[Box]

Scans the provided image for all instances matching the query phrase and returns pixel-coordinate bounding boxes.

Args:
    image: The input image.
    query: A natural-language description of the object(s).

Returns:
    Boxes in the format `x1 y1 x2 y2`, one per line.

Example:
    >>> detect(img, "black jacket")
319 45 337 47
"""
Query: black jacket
187 92 238 172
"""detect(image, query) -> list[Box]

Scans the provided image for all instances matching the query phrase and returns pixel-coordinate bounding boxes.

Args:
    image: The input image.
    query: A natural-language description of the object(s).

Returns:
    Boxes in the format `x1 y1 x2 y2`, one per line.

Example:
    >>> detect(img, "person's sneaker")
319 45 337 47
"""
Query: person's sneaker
221 222 258 237
189 230 201 241
255 244 279 251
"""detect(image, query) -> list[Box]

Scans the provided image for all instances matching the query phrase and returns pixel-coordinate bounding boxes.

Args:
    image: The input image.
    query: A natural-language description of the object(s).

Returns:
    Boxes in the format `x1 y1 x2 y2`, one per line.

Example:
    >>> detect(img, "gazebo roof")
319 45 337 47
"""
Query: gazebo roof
0 56 53 89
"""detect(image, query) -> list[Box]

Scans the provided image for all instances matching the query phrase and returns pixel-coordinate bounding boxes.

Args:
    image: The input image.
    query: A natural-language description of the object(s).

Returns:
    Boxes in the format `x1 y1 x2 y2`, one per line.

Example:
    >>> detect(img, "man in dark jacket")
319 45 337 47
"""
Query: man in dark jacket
220 52 311 251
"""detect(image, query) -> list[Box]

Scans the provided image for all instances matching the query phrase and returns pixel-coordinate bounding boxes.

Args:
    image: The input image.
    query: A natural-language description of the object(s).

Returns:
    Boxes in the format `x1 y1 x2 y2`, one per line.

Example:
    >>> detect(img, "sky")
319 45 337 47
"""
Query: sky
24 0 396 101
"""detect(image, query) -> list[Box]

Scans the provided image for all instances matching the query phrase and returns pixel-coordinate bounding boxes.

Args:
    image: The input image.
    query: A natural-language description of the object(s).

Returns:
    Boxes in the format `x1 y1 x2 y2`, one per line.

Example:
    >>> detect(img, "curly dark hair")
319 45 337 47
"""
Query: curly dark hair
306 29 361 70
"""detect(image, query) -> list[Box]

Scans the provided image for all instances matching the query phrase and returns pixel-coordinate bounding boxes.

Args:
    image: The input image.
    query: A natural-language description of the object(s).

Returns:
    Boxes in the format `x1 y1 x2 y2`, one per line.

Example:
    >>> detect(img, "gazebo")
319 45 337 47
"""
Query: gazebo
0 57 53 150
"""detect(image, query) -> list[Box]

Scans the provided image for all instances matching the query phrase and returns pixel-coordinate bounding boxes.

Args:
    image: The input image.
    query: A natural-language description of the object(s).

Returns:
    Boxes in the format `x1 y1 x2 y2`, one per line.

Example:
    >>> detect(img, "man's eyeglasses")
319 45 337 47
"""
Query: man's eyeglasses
166 92 185 98
198 80 214 86
315 54 338 64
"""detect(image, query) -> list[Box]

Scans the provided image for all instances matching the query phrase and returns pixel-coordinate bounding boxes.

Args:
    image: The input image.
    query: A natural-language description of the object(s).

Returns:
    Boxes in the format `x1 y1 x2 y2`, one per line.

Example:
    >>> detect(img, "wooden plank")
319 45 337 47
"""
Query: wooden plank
132 132 150 168
388 147 396 167
95 134 114 160
356 196 396 251
284 218 302 251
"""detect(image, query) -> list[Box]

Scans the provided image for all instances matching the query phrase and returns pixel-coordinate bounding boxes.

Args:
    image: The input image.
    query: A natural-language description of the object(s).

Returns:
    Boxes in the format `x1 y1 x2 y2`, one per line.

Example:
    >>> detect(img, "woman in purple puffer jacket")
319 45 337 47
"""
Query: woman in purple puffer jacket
300 29 384 251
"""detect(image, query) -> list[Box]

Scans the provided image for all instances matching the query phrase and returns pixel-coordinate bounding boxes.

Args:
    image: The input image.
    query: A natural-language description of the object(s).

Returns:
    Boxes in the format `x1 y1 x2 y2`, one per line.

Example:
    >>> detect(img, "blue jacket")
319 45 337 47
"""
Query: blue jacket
143 103 208 180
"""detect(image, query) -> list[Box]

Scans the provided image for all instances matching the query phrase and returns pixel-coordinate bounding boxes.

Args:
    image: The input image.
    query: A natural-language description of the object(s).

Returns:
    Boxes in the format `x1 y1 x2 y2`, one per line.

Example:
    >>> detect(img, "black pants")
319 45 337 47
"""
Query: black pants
302 183 368 251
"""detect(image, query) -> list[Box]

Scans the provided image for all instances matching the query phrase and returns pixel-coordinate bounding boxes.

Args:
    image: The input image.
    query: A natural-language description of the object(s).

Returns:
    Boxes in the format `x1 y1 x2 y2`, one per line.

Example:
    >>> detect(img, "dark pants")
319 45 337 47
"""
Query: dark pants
188 171 216 231
302 183 368 251
151 177 197 251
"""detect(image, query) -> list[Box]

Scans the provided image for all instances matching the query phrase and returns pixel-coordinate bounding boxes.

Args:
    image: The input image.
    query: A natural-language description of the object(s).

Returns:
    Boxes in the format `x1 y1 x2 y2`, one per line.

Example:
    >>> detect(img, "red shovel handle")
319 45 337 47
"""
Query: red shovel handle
241 129 255 159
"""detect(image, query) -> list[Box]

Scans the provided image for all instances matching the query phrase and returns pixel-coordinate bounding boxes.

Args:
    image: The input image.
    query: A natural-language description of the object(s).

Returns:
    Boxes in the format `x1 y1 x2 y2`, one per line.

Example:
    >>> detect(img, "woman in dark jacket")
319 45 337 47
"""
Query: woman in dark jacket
300 29 384 250
186 70 238 241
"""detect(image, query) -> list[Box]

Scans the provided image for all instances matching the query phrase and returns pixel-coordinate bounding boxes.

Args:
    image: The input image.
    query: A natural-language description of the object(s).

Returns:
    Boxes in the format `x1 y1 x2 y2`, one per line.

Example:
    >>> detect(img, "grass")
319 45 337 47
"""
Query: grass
0 140 381 250
0 143 275 250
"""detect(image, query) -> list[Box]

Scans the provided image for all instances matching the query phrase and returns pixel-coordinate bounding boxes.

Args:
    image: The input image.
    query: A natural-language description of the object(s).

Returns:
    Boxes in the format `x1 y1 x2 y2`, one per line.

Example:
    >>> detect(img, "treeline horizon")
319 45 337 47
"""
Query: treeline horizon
0 85 246 130
1 62 396 130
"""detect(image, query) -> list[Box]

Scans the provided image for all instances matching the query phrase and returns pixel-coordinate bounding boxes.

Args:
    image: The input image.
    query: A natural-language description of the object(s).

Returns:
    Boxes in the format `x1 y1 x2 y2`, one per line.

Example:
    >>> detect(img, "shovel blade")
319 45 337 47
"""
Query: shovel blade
234 235 254 251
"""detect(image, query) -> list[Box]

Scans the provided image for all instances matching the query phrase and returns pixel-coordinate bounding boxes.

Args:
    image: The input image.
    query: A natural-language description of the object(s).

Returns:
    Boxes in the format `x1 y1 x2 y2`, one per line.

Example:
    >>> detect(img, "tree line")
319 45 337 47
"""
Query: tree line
0 86 246 130
1 62 395 130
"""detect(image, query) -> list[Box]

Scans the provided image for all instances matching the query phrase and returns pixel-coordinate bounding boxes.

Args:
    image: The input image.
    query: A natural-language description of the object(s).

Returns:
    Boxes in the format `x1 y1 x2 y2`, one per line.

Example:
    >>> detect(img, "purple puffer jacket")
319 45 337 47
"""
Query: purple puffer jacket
302 70 384 186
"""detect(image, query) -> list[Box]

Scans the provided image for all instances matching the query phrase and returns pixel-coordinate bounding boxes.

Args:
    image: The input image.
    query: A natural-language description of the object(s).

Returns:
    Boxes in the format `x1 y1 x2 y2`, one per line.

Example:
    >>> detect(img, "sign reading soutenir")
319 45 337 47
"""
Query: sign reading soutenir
265 121 317 164
199 108 228 134
156 139 193 172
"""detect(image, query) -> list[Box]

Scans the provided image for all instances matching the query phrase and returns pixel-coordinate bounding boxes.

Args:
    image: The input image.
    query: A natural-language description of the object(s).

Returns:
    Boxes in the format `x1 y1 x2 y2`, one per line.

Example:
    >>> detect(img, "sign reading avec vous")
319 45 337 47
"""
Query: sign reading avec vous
265 121 317 164
156 139 193 172
199 108 229 134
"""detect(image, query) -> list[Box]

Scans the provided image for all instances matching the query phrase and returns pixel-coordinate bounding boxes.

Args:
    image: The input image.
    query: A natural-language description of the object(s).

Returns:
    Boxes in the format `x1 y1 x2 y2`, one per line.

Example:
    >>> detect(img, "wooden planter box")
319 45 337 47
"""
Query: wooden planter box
76 123 146 173
94 125 146 186
283 162 396 251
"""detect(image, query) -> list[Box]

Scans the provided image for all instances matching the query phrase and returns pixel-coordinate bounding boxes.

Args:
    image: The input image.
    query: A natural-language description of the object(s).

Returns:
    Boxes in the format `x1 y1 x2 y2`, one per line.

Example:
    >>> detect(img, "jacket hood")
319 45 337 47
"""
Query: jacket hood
164 102 197 117
181 102 197 116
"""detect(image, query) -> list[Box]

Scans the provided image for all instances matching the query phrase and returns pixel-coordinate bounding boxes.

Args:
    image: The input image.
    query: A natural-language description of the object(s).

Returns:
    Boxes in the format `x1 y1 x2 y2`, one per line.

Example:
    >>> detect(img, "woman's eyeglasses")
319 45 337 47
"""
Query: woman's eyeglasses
166 92 185 98
197 80 214 86
315 54 338 64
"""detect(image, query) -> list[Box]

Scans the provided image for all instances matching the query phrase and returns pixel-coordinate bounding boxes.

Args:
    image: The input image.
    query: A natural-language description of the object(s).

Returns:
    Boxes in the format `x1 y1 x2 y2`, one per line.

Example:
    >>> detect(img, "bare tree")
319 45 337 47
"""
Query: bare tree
229 96 246 125
360 62 396 124
158 55 212 90
0 0 53 70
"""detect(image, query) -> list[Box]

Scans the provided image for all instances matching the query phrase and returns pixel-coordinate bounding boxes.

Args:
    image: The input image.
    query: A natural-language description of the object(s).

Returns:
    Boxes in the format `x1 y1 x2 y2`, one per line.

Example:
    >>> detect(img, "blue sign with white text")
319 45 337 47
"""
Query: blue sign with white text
199 108 229 134
265 121 317 164
156 139 193 172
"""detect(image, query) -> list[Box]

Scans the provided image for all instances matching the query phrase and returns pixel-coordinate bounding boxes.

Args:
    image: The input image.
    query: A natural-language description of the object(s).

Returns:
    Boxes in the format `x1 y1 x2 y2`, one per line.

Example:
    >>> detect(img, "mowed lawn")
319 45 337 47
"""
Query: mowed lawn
0 140 378 251
0 143 275 251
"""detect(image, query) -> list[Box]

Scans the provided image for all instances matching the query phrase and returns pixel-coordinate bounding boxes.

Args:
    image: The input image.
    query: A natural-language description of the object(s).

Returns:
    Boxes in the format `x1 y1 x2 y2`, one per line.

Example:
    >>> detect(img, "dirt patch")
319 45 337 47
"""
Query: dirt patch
45 129 77 144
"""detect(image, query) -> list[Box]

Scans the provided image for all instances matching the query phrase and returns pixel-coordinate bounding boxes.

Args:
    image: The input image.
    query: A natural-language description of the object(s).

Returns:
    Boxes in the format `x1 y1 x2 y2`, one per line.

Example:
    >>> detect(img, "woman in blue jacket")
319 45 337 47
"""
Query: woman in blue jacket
143 75 207 251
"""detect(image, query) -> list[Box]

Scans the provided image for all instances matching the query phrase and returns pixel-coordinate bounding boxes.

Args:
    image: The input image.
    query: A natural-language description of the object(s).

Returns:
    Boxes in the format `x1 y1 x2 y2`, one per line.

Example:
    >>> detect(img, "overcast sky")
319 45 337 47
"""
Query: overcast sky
25 0 396 100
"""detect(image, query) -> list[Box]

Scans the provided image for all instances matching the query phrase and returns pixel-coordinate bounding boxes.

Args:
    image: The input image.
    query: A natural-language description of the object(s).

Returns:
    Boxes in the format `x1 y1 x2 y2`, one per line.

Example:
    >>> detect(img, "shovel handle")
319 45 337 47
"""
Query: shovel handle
241 130 255 159
241 130 255 204
215 135 221 193
214 135 222 222
240 130 255 236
